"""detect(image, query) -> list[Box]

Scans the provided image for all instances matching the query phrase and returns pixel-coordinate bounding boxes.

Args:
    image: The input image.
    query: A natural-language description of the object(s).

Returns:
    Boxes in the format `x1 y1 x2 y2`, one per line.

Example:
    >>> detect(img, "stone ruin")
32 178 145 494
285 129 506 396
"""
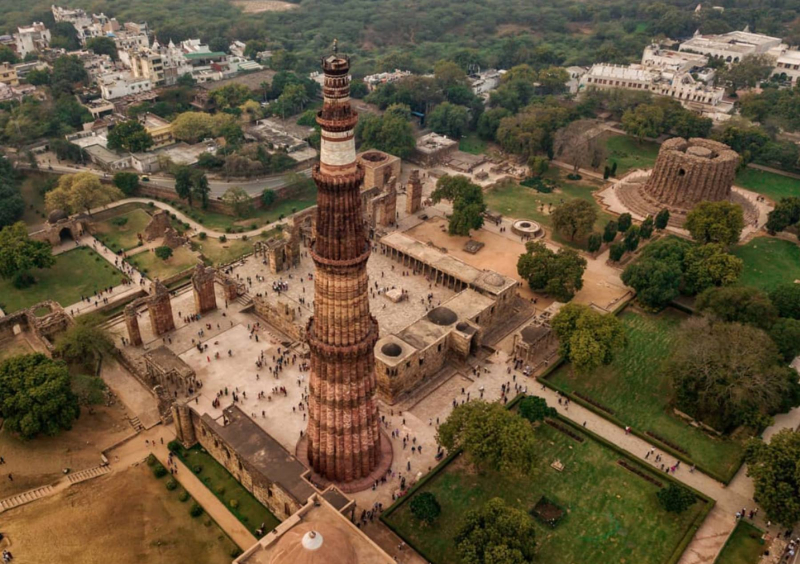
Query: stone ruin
615 137 758 226
144 210 172 241
0 301 73 357
192 263 217 315
406 169 423 215
124 279 175 346
30 210 86 246
254 226 301 275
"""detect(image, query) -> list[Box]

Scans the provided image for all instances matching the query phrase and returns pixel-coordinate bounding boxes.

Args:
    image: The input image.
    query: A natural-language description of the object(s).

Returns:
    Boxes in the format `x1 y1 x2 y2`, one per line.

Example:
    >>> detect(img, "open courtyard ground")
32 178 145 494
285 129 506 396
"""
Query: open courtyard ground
733 168 800 203
128 245 199 280
0 246 126 314
92 207 153 253
547 307 747 482
732 237 800 292
385 417 709 564
0 464 237 564
714 521 765 564
484 168 615 250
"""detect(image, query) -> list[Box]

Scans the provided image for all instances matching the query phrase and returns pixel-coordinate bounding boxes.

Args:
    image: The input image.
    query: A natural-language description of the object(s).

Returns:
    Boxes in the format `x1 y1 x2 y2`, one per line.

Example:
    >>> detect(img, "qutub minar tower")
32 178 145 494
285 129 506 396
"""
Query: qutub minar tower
305 43 383 483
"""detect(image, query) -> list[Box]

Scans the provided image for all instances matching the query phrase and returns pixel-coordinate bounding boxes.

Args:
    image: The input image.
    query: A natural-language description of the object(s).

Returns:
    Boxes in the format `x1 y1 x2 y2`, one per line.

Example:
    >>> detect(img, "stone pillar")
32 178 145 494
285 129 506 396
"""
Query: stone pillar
124 304 142 346
221 277 238 302
192 264 217 315
379 177 397 227
147 280 175 336
172 402 197 448
406 169 423 214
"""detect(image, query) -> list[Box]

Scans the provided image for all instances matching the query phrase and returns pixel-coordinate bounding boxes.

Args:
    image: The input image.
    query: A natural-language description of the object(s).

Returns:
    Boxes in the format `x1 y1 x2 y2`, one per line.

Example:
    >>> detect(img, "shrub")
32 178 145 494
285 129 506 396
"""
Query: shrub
146 453 157 466
587 232 602 253
230 547 243 558
216 485 226 495
147 201 155 207
155 246 173 261
153 463 168 478
190 503 204 517
110 216 129 226
410 492 441 524
519 395 557 423
166 478 178 491
12 272 35 289
657 484 696 513
566 173 582 180
229 499 240 509
609 242 625 262
167 440 182 453
193 464 203 474
219 235 227 243
242 234 248 241
178 491 190 502
225 226 232 233
198 232 207 240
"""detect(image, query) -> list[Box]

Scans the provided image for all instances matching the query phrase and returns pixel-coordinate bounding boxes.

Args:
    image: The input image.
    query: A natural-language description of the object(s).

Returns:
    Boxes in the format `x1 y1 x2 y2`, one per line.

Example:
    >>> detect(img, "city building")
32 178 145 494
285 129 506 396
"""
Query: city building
679 27 782 62
14 22 50 58
767 46 800 83
363 69 412 91
0 63 19 86
642 44 710 73
468 69 505 96
139 113 175 148
410 132 458 166
97 71 153 99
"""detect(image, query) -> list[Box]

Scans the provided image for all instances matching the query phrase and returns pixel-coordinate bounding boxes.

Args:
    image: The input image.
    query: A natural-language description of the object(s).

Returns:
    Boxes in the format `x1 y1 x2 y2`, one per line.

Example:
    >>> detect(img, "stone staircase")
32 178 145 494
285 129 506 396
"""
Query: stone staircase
236 293 253 307
67 465 111 485
0 485 53 512
129 416 144 432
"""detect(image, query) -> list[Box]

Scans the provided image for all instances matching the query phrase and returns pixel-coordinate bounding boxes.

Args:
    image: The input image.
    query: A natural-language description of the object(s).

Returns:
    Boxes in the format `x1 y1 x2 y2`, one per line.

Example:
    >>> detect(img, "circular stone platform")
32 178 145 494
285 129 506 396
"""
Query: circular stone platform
511 219 544 238
295 430 394 494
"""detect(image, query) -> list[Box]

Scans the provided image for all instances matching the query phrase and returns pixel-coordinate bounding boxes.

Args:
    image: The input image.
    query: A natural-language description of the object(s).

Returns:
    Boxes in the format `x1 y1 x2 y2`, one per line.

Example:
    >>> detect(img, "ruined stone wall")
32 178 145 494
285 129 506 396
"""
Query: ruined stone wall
192 264 217 314
252 296 305 341
358 151 401 191
642 137 738 212
406 170 423 215
147 281 175 336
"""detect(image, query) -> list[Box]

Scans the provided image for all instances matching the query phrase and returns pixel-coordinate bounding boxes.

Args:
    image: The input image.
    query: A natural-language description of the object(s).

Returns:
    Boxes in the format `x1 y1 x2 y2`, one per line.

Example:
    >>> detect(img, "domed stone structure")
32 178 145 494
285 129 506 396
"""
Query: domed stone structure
268 522 358 564
47 209 68 224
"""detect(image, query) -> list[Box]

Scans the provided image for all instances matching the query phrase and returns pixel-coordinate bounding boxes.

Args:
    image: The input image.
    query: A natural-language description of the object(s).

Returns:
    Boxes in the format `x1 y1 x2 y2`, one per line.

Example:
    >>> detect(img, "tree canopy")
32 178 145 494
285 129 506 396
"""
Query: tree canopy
695 286 778 330
356 103 416 158
551 303 627 373
684 201 744 246
107 120 154 153
0 353 80 439
0 222 55 283
455 497 537 564
745 429 800 526
45 172 123 215
54 314 115 365
431 175 486 236
517 241 586 302
551 198 597 241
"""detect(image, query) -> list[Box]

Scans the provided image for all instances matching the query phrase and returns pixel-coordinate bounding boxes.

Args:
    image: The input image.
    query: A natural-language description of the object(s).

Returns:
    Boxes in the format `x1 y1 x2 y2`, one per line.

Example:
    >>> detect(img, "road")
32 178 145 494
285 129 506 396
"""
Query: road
27 158 312 198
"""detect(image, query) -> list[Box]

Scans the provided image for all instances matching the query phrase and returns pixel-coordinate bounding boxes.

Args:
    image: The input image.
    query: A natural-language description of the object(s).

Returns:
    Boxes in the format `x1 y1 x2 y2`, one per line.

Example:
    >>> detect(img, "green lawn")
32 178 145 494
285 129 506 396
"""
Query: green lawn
92 208 153 252
732 237 800 292
176 446 280 537
734 168 800 202
714 521 764 564
127 246 198 280
194 237 255 266
18 173 53 230
485 168 615 249
548 307 747 482
180 181 317 232
458 133 487 155
386 418 708 564
605 134 660 175
0 247 125 314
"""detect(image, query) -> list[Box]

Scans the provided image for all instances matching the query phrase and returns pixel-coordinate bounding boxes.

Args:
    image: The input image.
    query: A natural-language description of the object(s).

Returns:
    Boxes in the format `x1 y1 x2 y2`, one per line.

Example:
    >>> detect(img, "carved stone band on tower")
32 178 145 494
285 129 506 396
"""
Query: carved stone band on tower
305 51 383 484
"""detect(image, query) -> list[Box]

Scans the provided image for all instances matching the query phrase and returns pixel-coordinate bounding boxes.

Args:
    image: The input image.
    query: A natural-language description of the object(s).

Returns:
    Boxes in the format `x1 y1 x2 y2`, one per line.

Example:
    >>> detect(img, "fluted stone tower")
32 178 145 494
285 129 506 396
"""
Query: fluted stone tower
305 47 382 483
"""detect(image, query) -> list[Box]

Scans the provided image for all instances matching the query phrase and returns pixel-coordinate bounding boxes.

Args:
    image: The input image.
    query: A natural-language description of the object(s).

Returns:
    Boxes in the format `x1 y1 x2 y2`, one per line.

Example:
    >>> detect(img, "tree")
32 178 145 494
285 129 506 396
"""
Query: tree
356 104 416 158
172 112 216 143
0 167 24 229
622 257 683 310
261 188 277 208
85 36 118 60
192 171 211 209
431 175 486 236
718 55 773 94
672 111 712 139
657 484 697 514
107 120 154 153
669 318 800 433
46 172 123 215
765 197 800 236
685 201 744 246
696 286 777 330
113 172 139 196
553 119 607 173
655 208 670 230
0 222 55 285
437 401 536 473
210 83 252 110
222 187 251 217
51 54 88 92
621 104 666 142
155 246 174 261
54 314 114 365
745 429 800 526
427 102 470 139
174 165 194 206
770 318 800 362
587 232 602 253
0 45 18 64
609 242 625 262
623 225 640 252
477 107 511 140
527 155 549 178
770 284 800 320
602 220 618 243
617 213 632 233
519 395 557 423
410 492 441 525
682 243 743 294
0 353 80 439
455 498 537 564
517 241 586 302
551 303 627 373
551 199 597 241
640 216 654 239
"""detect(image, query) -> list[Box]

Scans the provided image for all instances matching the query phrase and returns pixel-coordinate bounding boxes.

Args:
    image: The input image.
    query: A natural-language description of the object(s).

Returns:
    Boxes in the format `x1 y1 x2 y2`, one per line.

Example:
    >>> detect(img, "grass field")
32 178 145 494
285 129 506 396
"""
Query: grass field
548 307 747 481
92 208 153 252
485 168 615 249
732 237 800 292
0 247 125 313
734 168 800 202
386 418 707 564
183 181 317 232
177 446 280 536
714 521 764 564
18 173 53 230
605 134 661 174
194 237 255 266
128 246 198 280
458 133 487 155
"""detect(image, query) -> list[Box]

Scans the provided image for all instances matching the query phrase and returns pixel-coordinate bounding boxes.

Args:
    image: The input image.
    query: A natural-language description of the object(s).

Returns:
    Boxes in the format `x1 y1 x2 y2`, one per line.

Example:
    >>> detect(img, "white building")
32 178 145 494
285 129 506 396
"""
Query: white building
14 23 51 58
642 44 709 73
363 69 412 91
679 27 782 63
469 69 505 96
579 63 730 117
767 46 800 83
97 71 152 99
565 66 588 94
229 40 246 58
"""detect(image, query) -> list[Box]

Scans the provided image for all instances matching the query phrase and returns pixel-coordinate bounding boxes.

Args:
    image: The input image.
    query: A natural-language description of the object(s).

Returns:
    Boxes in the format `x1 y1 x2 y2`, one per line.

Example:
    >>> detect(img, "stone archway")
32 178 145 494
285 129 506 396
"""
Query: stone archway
59 227 74 242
